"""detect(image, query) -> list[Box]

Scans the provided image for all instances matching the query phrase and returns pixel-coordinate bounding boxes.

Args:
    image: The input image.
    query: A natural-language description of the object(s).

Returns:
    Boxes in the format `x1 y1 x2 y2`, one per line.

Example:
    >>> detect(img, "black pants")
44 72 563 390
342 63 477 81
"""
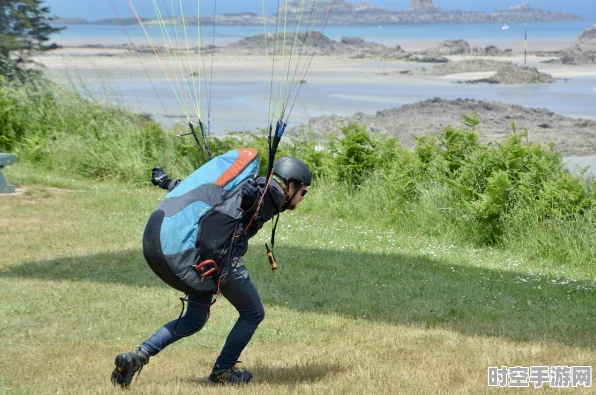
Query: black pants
139 265 265 369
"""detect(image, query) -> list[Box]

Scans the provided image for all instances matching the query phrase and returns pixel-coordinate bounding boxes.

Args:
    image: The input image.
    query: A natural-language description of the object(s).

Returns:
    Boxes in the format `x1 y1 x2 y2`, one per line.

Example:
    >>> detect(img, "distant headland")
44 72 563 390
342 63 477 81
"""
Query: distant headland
53 1 582 26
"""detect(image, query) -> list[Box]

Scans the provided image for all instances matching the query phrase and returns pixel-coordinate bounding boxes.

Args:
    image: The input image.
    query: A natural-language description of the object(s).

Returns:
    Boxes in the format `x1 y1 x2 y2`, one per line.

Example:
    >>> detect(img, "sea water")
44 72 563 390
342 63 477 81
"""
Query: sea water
54 20 596 47
87 75 596 133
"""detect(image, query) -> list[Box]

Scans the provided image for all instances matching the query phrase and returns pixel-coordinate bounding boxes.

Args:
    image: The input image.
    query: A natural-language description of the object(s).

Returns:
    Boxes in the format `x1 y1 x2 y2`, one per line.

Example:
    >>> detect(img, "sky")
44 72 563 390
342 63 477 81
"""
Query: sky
45 0 596 20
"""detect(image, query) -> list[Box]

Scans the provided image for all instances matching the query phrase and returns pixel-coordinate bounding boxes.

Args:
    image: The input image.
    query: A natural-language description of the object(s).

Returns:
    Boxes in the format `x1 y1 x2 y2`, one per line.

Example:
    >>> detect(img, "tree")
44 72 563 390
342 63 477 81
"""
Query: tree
0 0 64 66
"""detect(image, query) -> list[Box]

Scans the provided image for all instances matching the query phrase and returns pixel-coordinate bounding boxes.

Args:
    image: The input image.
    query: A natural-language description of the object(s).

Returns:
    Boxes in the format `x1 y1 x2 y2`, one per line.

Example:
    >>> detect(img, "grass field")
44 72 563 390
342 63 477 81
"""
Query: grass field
1 164 595 394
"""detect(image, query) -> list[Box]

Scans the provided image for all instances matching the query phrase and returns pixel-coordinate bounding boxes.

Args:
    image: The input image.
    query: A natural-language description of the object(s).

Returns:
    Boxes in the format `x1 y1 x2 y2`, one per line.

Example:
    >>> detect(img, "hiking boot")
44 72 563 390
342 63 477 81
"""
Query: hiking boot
207 365 253 385
110 349 149 388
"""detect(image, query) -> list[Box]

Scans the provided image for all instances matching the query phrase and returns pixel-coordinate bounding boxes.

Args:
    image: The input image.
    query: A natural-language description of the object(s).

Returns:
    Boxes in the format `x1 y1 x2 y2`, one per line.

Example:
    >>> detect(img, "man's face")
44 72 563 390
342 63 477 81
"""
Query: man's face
287 183 308 211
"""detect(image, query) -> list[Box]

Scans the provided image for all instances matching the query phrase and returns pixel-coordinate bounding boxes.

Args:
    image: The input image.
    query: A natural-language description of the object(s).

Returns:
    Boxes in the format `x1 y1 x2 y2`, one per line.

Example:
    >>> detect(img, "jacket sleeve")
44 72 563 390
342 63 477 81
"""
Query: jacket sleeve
167 178 182 191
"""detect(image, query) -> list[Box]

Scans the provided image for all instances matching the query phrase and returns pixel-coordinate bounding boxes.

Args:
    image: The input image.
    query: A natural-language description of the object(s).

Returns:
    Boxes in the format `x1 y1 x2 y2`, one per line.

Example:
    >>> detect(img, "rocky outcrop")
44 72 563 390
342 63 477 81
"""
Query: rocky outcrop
407 55 449 63
434 40 471 55
408 59 513 76
468 64 556 84
290 98 596 156
559 46 596 64
339 37 410 59
222 32 337 56
407 60 555 84
484 45 511 56
579 25 596 45
537 26 596 65
220 32 409 59
421 40 512 57
220 34 517 61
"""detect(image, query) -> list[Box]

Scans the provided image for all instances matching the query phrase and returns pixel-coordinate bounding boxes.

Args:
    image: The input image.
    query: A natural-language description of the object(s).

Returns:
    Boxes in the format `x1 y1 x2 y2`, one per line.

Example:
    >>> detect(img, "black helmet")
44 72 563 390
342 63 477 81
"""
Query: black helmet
272 157 312 186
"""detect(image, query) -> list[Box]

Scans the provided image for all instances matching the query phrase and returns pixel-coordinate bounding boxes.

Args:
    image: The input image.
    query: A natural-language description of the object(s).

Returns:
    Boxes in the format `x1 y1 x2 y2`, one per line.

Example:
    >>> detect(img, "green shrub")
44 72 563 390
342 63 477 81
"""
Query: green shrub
331 122 379 187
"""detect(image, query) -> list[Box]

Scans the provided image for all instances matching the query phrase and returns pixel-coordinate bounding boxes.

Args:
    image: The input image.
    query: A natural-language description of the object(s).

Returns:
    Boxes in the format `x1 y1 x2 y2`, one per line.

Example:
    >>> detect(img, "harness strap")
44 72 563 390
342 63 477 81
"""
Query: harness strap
194 259 218 278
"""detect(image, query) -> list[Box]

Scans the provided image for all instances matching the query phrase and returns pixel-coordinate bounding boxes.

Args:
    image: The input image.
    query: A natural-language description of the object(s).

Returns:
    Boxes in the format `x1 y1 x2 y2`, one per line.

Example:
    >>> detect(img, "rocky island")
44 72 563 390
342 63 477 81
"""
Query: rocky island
53 0 582 26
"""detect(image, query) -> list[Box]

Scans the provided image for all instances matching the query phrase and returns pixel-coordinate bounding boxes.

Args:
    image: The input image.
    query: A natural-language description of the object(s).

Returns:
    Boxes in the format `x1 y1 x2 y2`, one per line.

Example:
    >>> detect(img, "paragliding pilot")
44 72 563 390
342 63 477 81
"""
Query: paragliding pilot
111 151 311 387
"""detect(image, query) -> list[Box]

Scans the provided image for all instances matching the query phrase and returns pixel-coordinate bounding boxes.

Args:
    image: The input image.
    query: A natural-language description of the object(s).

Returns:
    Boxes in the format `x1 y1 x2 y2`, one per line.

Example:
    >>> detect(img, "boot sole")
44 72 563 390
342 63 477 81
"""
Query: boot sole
207 372 252 385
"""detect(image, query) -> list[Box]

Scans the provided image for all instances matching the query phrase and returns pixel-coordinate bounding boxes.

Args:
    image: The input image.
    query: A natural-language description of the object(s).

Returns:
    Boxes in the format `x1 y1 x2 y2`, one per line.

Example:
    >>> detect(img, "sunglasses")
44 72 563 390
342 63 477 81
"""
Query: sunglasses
301 189 308 197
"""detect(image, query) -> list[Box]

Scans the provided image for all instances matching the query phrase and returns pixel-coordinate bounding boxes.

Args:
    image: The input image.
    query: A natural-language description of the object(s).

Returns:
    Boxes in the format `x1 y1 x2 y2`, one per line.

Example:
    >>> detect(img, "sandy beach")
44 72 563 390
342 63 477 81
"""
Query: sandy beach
35 41 596 85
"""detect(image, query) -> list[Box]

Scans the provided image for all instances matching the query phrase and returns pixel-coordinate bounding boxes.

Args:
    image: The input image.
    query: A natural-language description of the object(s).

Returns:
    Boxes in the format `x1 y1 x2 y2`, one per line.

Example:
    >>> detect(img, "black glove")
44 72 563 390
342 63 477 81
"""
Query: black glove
240 178 259 210
151 166 171 190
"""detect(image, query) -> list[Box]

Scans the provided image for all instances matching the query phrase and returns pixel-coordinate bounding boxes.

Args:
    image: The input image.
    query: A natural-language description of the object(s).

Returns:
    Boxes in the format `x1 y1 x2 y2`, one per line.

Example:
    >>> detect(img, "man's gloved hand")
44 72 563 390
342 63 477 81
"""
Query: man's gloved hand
240 178 259 210
241 178 258 198
151 166 171 190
